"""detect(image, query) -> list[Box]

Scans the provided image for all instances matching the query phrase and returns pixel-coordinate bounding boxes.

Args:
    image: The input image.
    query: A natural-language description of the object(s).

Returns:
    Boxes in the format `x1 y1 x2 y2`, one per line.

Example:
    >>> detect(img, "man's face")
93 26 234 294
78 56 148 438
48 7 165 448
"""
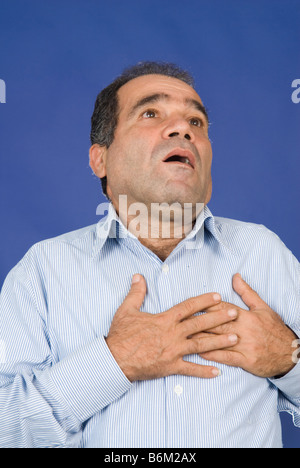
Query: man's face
92 74 213 211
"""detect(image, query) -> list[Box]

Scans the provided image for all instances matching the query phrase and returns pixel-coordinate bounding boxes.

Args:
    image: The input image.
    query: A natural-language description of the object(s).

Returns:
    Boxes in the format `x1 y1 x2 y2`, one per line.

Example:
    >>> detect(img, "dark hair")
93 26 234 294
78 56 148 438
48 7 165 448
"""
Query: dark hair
90 61 195 197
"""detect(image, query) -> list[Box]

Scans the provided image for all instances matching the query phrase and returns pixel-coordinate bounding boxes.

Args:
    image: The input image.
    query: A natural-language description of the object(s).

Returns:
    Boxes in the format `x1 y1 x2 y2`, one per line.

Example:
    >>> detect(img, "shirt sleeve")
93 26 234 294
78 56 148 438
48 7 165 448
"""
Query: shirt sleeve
0 255 132 448
269 352 300 427
264 232 300 428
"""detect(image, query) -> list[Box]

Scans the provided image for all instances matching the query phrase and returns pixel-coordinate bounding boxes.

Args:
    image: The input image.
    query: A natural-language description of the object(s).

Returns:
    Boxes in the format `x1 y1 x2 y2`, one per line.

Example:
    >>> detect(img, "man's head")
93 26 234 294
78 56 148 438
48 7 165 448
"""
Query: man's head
89 61 213 211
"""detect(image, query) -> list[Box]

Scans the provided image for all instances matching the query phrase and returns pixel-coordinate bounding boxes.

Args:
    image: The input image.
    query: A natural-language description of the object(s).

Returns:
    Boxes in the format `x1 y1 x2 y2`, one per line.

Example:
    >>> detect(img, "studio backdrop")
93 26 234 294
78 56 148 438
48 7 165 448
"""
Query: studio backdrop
0 0 299 447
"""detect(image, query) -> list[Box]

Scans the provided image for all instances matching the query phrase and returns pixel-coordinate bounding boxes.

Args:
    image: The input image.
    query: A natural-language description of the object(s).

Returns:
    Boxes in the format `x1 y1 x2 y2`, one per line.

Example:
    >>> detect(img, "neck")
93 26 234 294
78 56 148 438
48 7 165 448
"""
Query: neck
138 236 183 261
114 196 203 261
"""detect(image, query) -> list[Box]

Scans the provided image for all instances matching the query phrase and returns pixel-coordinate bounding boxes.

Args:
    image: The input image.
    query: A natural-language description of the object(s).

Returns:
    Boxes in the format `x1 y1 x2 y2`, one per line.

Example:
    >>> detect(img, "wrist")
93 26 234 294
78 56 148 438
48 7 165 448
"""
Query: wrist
105 336 136 382
274 330 300 378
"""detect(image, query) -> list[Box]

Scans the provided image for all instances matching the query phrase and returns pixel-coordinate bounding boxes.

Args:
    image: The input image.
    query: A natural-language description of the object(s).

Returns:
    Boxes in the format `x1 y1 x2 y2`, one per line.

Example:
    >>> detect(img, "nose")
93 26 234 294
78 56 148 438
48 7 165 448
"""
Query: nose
162 118 195 143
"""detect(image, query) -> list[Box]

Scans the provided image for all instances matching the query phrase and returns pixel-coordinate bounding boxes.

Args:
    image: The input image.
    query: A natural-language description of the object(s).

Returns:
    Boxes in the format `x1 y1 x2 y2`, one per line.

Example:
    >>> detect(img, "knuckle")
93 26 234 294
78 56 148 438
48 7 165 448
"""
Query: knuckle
187 339 200 354
200 311 224 330
247 343 260 362
181 298 197 316
184 316 202 335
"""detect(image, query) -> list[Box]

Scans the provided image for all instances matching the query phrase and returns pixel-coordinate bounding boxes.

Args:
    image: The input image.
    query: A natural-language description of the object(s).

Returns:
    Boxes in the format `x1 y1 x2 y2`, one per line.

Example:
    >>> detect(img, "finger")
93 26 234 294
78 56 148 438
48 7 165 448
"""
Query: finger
176 360 222 379
205 300 236 313
202 307 241 335
185 333 239 355
167 292 222 322
122 274 147 310
233 273 266 310
204 322 235 335
182 308 238 336
200 349 242 368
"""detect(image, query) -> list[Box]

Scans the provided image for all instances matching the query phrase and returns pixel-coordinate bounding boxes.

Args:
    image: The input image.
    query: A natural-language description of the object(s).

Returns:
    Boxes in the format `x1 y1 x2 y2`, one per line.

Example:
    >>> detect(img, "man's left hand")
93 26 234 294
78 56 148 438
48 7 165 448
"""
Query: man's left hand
198 274 298 378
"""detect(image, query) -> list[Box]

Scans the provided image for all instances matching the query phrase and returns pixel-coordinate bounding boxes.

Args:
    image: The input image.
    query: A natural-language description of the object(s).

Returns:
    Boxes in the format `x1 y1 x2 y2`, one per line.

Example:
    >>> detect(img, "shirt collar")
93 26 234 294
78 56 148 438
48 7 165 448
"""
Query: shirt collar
92 202 232 258
203 206 233 252
92 203 134 257
178 205 232 253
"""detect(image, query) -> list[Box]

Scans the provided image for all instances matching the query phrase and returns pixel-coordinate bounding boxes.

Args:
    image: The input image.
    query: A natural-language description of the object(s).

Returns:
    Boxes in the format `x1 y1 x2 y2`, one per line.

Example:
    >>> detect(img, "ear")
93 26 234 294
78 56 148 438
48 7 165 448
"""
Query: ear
89 144 108 178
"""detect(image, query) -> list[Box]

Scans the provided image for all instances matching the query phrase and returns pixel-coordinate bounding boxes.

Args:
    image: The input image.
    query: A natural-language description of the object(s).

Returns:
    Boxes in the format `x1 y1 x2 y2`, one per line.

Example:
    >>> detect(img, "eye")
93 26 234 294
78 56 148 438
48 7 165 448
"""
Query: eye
190 117 203 127
142 109 157 119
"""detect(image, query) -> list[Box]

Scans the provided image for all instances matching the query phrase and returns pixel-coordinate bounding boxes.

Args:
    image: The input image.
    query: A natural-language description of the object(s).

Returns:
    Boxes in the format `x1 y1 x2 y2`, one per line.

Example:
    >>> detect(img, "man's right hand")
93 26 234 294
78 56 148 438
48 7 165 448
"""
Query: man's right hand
106 274 238 382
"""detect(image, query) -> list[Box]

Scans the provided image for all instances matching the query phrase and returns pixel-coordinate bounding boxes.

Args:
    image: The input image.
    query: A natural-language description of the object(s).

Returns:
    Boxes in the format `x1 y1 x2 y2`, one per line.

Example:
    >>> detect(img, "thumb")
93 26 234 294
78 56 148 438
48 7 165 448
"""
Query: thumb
233 273 266 311
124 274 147 310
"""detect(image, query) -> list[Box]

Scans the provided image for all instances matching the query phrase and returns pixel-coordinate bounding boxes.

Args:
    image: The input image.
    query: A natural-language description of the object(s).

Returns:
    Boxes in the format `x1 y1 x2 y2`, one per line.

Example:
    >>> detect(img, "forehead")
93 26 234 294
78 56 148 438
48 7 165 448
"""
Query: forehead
117 74 205 113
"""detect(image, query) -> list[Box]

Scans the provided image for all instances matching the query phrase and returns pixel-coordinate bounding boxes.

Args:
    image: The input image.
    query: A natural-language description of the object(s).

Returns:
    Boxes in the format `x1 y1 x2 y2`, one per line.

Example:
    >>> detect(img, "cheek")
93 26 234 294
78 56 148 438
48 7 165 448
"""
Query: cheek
198 143 212 174
111 128 148 159
105 138 142 188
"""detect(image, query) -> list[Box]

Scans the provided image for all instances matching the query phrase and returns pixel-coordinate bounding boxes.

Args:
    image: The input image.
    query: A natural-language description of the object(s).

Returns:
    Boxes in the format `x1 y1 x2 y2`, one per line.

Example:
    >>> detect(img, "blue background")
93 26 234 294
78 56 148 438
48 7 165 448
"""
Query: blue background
0 0 299 447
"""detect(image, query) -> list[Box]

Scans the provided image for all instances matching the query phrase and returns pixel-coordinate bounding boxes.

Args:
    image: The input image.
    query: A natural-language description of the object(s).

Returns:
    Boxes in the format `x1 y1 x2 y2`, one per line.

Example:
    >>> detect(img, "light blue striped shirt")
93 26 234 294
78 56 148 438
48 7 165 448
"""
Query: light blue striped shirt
0 204 299 448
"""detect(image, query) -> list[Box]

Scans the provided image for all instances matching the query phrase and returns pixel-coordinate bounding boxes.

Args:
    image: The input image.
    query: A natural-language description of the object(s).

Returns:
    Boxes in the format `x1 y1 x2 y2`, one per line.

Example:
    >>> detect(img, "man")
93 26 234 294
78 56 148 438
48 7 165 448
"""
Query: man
0 62 299 448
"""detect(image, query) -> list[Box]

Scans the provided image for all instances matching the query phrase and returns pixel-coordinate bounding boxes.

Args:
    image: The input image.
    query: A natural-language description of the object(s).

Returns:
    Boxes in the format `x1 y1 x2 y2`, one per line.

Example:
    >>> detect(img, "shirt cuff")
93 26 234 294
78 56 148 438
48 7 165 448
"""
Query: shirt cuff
269 358 300 400
41 336 133 424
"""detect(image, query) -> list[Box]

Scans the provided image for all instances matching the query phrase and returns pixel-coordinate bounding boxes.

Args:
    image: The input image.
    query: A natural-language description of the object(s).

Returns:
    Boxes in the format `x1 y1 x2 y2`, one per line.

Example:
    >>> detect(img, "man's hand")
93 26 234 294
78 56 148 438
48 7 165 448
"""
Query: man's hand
106 274 239 382
199 274 299 378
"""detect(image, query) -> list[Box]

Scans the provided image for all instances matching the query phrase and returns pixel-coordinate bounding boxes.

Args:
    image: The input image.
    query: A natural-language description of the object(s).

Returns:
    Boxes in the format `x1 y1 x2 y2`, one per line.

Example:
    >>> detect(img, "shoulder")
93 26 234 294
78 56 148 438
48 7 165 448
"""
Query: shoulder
211 215 298 261
214 215 281 244
41 223 98 245
16 223 99 274
1 223 100 314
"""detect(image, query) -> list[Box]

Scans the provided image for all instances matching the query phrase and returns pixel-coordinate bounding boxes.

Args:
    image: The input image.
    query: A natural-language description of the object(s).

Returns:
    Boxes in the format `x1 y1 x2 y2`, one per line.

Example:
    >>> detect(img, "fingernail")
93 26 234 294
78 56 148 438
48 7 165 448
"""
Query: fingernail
228 309 238 318
132 274 141 284
213 293 221 302
212 368 222 377
228 334 238 343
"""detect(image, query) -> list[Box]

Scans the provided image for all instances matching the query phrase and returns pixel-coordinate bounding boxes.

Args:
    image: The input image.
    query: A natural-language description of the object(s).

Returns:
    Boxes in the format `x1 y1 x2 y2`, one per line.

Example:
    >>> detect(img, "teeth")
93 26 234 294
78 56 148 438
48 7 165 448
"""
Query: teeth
184 158 192 166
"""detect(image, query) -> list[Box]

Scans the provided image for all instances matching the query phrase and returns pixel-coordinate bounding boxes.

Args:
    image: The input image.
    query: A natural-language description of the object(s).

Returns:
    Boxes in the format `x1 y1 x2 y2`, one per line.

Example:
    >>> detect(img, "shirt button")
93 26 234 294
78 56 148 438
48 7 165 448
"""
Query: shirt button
162 264 169 274
174 385 183 396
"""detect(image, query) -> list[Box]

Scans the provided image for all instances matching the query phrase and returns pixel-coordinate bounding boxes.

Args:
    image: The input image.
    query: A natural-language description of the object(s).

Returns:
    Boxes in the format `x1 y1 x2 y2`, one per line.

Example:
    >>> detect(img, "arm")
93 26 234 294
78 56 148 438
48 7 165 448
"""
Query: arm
0 260 132 448
0 254 239 447
199 273 300 426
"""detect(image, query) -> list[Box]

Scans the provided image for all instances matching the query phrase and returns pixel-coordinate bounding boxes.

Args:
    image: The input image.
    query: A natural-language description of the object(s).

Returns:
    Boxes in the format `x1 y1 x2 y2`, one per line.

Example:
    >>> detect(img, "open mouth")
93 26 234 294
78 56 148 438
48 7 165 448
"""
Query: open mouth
164 155 193 167
162 149 195 169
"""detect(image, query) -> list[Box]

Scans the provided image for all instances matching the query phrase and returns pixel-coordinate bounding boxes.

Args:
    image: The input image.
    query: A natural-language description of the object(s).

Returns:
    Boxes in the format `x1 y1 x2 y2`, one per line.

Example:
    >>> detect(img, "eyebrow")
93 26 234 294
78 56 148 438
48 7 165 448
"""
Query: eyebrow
127 92 209 124
185 98 209 124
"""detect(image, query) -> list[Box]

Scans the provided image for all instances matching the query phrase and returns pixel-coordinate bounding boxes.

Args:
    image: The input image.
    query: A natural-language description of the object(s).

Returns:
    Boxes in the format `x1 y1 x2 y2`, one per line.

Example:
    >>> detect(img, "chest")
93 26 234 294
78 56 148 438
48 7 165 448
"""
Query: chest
45 245 248 361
